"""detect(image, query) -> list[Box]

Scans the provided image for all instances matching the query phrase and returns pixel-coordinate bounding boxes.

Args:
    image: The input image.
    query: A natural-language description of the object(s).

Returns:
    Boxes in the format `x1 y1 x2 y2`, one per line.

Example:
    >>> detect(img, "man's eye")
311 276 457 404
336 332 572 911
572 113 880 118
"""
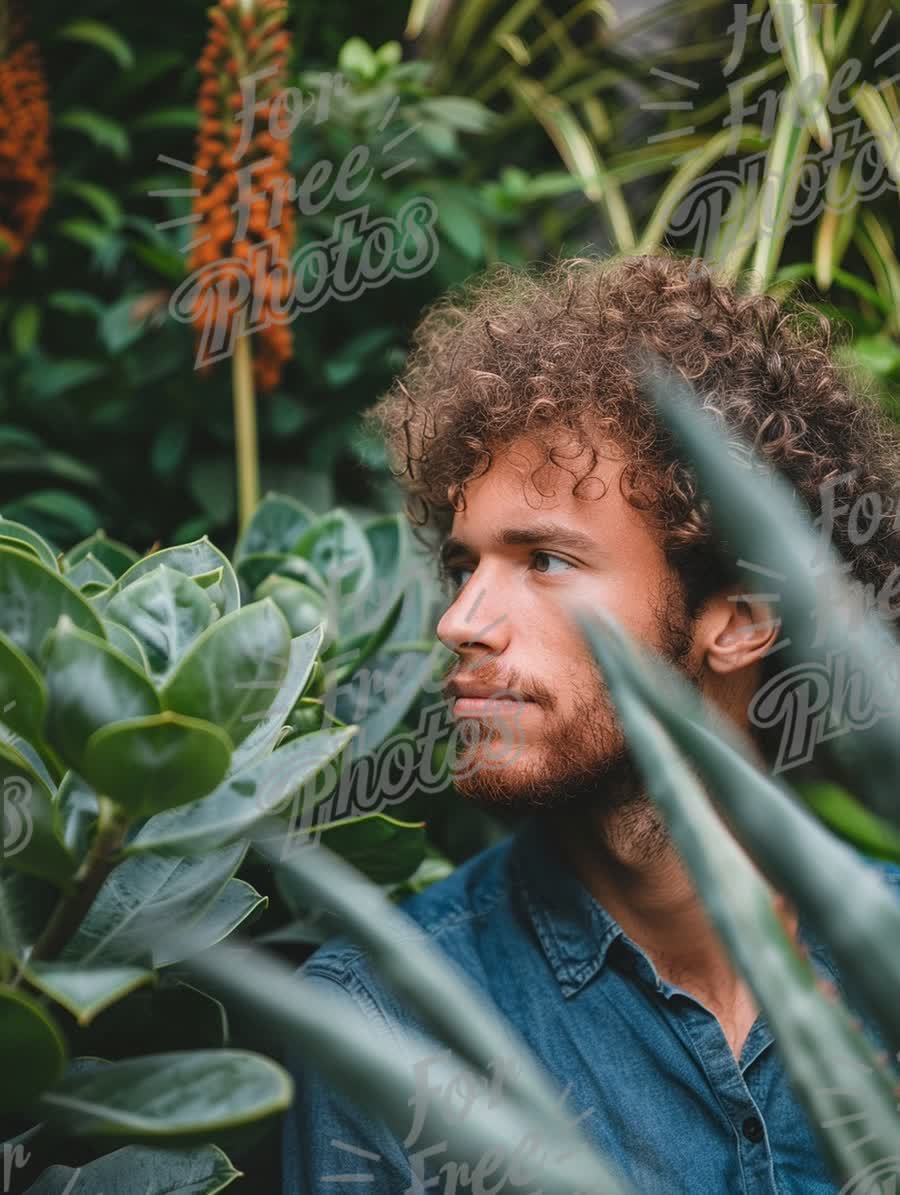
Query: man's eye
441 552 575 591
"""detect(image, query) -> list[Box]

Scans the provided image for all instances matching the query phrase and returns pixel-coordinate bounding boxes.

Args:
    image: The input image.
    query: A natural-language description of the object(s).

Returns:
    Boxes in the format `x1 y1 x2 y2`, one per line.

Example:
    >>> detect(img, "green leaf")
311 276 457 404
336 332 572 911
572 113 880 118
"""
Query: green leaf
24 963 155 1025
766 0 831 150
11 303 40 354
750 84 811 290
0 988 67 1112
0 519 57 571
57 20 135 70
237 551 326 592
64 552 115 593
293 510 375 614
796 781 900 864
63 842 246 966
642 359 900 832
0 629 48 742
37 1050 291 1145
23 1144 241 1195
0 544 104 665
233 493 316 565
132 107 199 130
83 713 232 818
105 564 218 681
338 36 378 80
57 109 130 159
125 725 357 855
56 178 123 228
0 740 75 887
153 879 266 967
101 619 150 672
227 626 322 773
418 96 499 133
65 530 139 578
313 813 426 885
254 577 330 641
42 616 160 777
161 600 291 748
576 609 900 1181
99 539 240 618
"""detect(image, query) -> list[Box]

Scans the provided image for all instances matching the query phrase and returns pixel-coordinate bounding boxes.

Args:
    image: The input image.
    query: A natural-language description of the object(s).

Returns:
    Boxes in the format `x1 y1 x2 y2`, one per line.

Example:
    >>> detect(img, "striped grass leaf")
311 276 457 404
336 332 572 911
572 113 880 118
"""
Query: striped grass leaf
750 83 812 291
510 76 635 250
767 0 831 150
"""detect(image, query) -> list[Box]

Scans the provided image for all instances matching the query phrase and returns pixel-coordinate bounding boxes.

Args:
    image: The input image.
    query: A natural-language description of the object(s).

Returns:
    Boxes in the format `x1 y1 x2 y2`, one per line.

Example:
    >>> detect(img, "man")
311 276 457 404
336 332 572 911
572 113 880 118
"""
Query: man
282 252 900 1193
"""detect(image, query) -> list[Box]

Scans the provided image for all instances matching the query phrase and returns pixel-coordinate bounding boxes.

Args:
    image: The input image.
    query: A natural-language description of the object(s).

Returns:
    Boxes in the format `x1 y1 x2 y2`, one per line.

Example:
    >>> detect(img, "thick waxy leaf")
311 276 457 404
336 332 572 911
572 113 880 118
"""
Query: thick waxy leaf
181 939 633 1195
293 509 375 601
105 564 218 681
82 713 232 818
0 629 47 741
153 879 266 967
0 545 104 665
0 518 59 570
97 538 240 618
644 360 900 831
101 617 150 671
64 529 139 577
42 616 160 777
255 577 331 642
64 552 115 593
126 726 357 855
238 551 327 593
576 610 900 1188
233 492 315 564
161 599 291 748
796 782 900 864
315 813 427 884
37 1050 292 1145
335 640 443 761
0 740 75 887
23 1144 241 1195
24 962 155 1025
55 770 99 861
227 627 322 774
62 841 245 966
576 608 900 1056
0 988 67 1112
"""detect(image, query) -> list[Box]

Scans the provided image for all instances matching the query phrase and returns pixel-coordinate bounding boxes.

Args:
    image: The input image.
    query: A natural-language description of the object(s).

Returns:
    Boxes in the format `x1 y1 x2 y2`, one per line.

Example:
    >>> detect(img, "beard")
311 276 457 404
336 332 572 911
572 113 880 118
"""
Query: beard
446 575 703 849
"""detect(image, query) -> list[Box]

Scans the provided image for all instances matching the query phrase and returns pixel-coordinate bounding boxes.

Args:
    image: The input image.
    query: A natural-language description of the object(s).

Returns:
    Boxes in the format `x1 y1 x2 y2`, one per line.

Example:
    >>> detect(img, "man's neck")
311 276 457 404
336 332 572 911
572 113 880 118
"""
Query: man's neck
548 800 799 1029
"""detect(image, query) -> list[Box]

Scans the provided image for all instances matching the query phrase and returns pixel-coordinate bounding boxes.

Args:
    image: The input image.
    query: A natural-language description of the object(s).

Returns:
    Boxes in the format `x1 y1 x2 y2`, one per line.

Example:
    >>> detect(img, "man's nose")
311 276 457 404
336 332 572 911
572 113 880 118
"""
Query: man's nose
436 571 511 655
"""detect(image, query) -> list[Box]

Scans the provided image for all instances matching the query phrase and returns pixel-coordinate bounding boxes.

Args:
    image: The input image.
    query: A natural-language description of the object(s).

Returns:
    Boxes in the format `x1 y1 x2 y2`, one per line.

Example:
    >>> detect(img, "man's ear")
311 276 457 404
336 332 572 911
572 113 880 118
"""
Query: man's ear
703 587 781 675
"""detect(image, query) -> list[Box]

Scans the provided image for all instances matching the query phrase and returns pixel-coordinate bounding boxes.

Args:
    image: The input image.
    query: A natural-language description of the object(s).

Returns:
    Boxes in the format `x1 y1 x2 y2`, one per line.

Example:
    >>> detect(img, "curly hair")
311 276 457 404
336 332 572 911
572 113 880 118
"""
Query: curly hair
363 251 900 643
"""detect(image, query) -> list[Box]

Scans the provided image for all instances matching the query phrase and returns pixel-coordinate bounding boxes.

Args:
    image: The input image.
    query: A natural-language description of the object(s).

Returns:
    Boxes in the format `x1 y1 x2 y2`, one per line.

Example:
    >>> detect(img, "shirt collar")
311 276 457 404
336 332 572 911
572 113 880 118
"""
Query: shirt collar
509 811 842 1000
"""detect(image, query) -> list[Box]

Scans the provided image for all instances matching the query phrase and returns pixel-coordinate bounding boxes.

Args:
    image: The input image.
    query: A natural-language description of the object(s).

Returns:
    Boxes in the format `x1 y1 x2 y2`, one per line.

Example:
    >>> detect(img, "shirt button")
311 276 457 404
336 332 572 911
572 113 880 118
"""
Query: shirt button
742 1115 764 1144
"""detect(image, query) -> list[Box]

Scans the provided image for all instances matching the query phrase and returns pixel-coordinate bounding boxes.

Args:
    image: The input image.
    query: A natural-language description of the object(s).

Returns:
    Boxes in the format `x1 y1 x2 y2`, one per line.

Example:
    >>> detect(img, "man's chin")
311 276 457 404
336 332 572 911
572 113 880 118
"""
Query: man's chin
449 746 643 814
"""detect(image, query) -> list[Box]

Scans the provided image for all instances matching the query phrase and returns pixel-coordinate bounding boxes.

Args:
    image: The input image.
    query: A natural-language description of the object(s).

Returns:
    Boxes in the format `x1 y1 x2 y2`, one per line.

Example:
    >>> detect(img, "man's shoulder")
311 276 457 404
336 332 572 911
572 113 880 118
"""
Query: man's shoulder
299 829 519 996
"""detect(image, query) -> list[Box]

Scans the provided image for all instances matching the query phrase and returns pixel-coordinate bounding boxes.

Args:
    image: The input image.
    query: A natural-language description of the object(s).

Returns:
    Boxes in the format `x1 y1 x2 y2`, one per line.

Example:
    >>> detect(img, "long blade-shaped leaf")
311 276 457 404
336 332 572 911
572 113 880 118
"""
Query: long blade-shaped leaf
575 607 900 1055
179 936 634 1195
642 358 900 831
251 834 593 1142
574 607 900 1189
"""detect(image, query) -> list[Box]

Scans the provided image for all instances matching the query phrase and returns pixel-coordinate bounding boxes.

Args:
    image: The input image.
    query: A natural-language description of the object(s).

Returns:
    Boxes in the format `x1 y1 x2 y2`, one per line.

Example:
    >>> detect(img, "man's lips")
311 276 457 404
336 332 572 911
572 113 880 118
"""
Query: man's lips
452 696 536 717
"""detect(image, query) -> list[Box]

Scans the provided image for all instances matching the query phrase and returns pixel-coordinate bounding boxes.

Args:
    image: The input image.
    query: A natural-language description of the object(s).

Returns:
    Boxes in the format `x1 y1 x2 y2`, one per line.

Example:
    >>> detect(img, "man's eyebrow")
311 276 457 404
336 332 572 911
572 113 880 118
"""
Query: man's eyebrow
439 522 601 566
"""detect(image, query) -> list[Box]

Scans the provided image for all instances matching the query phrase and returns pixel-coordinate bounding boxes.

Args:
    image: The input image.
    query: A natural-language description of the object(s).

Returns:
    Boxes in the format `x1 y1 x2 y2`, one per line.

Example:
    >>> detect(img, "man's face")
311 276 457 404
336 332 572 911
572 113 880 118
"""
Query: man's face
436 429 703 813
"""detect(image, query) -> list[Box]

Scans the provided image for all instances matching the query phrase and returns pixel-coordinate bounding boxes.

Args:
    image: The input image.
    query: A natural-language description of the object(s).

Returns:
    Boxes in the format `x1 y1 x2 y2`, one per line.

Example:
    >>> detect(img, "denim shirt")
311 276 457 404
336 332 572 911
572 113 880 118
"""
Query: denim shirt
282 814 900 1194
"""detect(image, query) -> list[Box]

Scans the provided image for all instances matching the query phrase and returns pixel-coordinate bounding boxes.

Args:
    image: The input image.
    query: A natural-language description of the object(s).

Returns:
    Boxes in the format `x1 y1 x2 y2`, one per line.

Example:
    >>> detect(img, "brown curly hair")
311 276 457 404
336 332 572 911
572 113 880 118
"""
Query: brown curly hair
363 251 900 642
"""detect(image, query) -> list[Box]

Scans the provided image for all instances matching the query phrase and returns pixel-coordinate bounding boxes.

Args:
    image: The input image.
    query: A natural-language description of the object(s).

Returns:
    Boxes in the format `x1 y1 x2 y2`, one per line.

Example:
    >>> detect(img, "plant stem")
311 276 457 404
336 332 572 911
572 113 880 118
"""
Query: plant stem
26 797 128 966
232 324 259 533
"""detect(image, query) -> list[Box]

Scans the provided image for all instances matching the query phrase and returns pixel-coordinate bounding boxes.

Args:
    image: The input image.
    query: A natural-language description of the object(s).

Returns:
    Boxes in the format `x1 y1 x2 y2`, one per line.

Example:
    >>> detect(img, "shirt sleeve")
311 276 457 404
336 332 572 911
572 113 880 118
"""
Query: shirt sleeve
280 965 431 1195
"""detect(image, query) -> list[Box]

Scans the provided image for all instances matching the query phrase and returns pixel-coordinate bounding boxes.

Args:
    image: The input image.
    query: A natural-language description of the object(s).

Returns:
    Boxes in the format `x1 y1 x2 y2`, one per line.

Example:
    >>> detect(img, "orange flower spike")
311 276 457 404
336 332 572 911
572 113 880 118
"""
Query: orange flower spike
187 0 295 392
